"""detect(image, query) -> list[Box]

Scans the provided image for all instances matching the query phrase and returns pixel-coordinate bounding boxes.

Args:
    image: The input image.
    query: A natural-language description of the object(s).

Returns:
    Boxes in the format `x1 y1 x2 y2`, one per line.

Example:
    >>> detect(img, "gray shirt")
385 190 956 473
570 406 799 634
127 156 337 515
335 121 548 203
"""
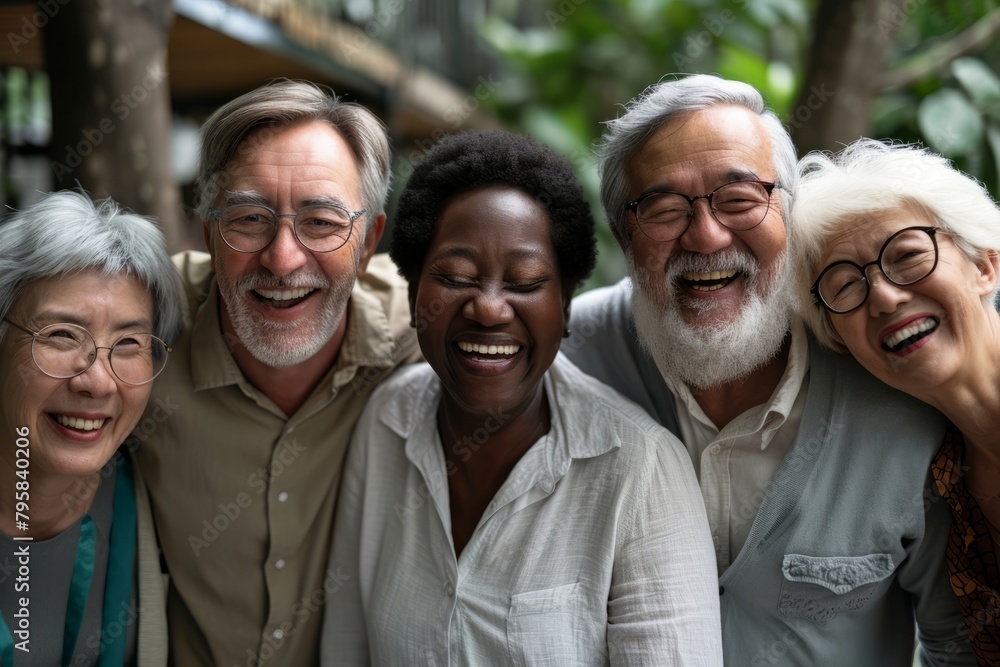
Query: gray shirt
563 279 974 666
0 464 137 666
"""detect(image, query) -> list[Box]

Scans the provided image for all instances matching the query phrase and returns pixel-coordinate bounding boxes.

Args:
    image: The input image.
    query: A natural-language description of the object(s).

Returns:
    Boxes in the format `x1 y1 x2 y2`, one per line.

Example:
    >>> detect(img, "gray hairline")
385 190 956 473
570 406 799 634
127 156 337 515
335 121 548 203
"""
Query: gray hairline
0 191 185 345
597 75 798 252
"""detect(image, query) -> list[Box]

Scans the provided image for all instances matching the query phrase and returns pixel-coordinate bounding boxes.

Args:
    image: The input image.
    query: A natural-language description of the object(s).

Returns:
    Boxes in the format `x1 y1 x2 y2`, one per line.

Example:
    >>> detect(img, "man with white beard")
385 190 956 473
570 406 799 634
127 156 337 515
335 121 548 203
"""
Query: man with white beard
562 75 973 665
133 81 418 666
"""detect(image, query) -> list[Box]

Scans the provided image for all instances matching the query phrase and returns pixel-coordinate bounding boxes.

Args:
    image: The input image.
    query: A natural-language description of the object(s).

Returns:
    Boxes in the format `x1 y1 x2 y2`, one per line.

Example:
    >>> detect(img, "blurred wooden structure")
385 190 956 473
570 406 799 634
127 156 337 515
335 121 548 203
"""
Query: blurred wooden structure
0 0 501 249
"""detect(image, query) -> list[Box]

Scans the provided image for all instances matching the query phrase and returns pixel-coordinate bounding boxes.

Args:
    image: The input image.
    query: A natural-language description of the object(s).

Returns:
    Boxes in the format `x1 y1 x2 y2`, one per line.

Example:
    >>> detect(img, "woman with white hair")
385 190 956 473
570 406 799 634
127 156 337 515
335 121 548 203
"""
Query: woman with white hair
0 191 184 665
794 139 1000 663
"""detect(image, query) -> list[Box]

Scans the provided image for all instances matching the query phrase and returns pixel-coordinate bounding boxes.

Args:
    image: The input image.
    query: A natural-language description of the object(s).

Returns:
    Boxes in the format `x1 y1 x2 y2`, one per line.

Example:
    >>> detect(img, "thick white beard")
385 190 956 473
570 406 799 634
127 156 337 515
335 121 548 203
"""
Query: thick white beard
217 265 355 369
629 249 796 391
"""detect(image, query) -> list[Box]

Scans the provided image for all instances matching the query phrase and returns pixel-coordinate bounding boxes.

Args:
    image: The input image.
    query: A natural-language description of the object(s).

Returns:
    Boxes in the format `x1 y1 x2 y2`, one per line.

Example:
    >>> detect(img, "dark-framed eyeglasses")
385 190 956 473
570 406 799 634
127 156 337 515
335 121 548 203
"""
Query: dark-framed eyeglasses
625 180 778 242
811 226 941 314
3 319 171 385
207 203 366 254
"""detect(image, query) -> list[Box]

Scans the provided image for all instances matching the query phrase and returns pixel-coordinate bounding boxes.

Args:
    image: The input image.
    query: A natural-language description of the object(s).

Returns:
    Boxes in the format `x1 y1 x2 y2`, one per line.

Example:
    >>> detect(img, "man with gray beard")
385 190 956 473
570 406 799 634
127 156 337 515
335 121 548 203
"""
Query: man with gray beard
133 80 418 666
562 74 973 665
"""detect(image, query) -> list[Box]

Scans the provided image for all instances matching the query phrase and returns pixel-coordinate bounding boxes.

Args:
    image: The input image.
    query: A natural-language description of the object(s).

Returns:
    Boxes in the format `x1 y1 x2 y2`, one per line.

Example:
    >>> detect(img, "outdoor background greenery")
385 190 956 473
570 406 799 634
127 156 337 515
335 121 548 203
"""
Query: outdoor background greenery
462 0 1000 287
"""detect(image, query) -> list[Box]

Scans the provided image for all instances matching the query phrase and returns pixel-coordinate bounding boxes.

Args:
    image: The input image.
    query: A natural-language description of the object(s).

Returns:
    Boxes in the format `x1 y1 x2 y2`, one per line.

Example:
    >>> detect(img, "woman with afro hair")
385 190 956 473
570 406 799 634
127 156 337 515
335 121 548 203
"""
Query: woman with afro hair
322 131 721 665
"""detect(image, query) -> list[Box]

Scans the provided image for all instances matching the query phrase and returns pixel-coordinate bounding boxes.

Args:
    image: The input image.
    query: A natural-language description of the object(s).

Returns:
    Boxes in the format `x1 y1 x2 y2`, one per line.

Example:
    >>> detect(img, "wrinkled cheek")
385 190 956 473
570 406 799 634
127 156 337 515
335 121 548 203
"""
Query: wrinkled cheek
0 351 42 430
118 387 153 436
631 245 669 282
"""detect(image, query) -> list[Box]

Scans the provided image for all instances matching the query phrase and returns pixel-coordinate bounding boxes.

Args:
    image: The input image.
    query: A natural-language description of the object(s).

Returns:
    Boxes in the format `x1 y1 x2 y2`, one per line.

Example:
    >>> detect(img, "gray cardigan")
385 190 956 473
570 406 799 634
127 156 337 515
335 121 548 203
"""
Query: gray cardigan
564 279 974 666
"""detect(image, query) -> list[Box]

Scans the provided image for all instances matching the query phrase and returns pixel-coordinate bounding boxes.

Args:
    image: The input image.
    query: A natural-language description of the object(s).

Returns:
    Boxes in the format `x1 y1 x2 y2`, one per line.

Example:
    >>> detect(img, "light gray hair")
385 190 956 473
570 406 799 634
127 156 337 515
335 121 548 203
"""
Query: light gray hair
597 74 798 251
195 79 391 233
794 138 1000 351
0 191 185 344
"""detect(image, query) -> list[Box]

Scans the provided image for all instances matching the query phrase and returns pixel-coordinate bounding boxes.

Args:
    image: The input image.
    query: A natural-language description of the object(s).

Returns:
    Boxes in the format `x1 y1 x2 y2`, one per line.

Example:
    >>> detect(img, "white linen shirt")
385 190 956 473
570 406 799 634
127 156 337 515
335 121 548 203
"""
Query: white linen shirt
321 354 722 666
660 321 810 574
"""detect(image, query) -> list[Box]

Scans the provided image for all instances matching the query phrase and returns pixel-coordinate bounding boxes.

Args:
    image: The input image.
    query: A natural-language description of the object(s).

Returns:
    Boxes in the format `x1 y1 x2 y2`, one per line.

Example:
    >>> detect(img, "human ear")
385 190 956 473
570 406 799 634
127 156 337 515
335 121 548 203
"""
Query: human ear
974 249 999 297
356 214 386 277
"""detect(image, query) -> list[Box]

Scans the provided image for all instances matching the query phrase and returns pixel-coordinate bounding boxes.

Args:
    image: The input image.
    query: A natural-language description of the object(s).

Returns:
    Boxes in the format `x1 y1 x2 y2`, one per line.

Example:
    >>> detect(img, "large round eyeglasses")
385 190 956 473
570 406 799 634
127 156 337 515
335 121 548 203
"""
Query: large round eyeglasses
625 180 777 242
3 320 170 385
811 226 940 314
208 204 365 253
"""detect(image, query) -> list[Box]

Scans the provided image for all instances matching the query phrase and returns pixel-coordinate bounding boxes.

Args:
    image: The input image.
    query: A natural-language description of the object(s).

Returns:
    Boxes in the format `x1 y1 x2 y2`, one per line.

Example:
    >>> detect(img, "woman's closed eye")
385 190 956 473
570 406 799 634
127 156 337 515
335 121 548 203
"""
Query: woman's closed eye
433 273 477 288
504 279 548 293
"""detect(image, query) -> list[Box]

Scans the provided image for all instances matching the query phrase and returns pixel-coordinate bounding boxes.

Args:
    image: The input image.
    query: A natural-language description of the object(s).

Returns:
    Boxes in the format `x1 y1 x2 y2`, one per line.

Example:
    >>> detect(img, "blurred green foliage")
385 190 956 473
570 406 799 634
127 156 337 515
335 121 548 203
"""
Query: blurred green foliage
474 0 1000 288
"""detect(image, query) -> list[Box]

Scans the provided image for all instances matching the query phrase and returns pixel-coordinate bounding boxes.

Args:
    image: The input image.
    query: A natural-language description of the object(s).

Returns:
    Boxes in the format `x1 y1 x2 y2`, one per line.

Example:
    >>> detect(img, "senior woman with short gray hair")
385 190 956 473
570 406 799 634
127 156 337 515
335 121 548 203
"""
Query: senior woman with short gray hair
794 139 1000 664
0 190 183 665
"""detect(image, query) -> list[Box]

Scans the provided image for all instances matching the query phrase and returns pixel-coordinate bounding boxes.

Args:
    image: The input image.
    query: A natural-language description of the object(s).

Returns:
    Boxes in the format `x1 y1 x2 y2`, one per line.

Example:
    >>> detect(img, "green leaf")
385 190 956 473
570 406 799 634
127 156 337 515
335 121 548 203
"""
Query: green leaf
951 57 1000 109
716 43 770 94
986 122 1000 194
917 89 984 157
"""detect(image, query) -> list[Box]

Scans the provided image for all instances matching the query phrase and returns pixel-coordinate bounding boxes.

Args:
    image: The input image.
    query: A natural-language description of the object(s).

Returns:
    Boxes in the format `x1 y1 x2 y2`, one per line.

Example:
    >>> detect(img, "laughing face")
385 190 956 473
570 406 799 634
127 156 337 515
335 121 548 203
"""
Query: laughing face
207 120 380 368
412 187 569 419
0 270 154 480
819 203 998 395
624 105 794 389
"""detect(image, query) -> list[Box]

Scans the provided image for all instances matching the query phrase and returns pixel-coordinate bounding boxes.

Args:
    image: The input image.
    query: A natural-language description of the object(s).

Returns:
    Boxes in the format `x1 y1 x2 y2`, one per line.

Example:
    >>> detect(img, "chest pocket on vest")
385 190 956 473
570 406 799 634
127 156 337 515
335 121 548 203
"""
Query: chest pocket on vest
778 553 895 625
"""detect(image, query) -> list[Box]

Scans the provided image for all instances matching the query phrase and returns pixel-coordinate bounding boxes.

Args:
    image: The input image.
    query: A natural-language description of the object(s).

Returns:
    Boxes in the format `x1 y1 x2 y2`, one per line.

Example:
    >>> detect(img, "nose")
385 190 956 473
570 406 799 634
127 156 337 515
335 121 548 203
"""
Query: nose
677 199 733 256
462 285 515 327
865 265 911 316
67 349 118 397
258 219 310 277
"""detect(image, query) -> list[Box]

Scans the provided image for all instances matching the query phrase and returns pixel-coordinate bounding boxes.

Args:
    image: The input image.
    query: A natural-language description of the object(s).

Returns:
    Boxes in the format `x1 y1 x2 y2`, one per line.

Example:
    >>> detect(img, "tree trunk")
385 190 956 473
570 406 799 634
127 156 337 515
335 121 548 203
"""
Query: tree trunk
789 0 905 155
43 0 182 248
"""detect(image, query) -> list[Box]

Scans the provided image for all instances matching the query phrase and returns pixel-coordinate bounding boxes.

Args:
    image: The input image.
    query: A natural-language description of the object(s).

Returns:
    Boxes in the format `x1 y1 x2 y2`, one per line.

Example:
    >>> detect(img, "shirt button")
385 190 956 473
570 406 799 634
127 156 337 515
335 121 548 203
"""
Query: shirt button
275 559 286 569
719 586 725 595
277 492 289 503
445 583 455 597
710 444 721 456
273 629 284 640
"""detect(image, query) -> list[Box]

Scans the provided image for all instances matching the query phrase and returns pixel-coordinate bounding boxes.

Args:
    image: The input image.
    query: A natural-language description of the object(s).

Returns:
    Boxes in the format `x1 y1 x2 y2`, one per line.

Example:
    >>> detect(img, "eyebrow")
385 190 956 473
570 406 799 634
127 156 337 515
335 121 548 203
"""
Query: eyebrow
221 190 270 208
638 169 768 198
433 245 551 263
301 195 353 210
33 311 154 332
221 191 353 211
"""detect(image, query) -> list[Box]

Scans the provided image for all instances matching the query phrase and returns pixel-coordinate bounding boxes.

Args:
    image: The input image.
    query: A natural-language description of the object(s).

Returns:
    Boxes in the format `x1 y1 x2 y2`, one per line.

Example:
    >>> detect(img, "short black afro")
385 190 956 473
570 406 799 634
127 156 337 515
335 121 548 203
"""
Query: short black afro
390 131 597 290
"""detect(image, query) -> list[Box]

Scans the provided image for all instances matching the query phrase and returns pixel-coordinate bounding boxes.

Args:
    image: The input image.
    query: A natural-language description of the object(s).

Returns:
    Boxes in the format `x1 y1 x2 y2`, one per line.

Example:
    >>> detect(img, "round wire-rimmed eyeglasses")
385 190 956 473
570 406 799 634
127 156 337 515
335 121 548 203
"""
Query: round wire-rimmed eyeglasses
3 318 171 385
207 204 366 254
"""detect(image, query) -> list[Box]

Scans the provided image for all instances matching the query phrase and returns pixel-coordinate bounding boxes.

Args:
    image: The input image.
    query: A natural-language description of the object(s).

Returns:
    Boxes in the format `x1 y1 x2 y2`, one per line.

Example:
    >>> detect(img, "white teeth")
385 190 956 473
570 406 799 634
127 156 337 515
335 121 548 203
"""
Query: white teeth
55 414 106 431
255 287 313 301
683 269 737 282
457 341 521 356
691 283 726 292
884 318 937 350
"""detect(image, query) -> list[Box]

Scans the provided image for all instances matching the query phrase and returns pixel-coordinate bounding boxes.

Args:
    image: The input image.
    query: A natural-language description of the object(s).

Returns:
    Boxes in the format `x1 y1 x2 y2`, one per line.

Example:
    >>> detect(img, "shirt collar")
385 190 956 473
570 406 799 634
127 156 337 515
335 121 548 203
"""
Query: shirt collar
189 275 400 393
662 319 810 450
380 355 623 489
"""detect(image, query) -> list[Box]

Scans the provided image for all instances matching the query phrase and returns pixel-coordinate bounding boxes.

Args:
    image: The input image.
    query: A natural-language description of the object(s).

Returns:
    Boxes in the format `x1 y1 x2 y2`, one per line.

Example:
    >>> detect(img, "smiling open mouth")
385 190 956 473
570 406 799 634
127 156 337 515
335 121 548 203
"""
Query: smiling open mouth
457 341 521 357
51 414 107 431
682 269 738 292
252 287 317 308
882 317 940 352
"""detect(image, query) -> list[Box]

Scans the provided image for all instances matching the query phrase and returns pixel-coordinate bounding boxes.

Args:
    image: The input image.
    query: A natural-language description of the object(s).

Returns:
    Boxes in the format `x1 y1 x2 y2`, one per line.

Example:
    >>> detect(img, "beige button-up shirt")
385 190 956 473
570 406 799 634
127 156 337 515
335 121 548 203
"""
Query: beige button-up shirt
133 251 418 666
